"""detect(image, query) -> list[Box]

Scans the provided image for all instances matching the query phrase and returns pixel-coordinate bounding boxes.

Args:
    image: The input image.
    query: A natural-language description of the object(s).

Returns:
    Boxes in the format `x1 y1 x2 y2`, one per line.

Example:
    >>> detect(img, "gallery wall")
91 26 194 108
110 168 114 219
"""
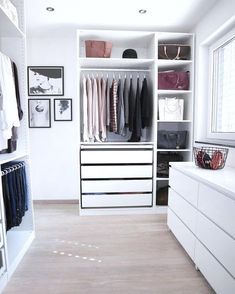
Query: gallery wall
27 35 79 199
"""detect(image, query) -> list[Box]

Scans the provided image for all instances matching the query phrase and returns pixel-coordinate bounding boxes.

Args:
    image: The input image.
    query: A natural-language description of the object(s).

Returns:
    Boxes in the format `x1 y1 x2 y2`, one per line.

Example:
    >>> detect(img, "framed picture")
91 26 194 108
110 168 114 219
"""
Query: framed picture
54 99 72 121
28 99 51 128
28 66 64 96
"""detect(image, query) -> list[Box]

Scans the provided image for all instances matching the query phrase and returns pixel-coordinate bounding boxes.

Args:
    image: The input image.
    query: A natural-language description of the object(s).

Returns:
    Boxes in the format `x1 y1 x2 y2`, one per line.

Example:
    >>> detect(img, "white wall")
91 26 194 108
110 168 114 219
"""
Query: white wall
27 36 79 199
193 0 235 167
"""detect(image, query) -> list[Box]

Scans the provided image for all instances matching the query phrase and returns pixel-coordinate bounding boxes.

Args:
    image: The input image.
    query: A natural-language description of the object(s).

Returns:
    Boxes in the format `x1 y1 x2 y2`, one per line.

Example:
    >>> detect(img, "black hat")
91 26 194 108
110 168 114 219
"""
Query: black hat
122 49 138 58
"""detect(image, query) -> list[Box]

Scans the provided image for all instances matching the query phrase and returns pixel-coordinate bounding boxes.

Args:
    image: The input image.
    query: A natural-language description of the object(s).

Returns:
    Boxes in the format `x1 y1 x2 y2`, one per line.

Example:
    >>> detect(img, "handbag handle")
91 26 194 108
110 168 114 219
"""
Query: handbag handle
164 46 181 60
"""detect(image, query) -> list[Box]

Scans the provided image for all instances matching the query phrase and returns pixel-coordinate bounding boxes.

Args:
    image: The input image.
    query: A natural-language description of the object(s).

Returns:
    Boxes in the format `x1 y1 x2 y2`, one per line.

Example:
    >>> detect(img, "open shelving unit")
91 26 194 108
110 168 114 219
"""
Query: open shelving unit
77 30 194 215
0 0 35 291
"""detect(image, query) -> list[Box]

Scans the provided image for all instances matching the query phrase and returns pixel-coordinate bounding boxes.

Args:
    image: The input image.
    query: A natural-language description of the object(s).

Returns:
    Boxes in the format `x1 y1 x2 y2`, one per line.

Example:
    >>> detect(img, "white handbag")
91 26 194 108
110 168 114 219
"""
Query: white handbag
159 97 184 121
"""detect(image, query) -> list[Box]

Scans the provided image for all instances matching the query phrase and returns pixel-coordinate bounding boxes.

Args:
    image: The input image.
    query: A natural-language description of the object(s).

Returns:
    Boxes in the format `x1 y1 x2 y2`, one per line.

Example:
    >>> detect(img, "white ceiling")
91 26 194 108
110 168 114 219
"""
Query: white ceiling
25 0 218 37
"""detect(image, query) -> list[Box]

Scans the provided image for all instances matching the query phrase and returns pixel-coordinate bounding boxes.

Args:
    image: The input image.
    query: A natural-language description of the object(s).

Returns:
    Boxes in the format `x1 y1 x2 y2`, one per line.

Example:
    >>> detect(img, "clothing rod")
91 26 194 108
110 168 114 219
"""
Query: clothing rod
1 162 26 176
80 68 151 72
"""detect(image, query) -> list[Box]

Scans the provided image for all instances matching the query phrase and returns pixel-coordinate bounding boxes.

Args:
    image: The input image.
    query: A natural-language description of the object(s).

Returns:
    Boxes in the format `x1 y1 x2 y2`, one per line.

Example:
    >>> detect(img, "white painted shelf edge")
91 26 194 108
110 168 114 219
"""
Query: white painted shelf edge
0 152 29 165
157 120 192 123
158 90 192 94
158 60 192 68
0 6 24 38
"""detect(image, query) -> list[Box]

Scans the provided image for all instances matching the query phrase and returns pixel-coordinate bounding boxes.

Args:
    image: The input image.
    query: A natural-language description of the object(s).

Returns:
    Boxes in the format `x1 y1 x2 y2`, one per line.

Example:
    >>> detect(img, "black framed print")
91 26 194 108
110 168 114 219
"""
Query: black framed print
28 66 64 96
54 99 72 121
28 99 51 128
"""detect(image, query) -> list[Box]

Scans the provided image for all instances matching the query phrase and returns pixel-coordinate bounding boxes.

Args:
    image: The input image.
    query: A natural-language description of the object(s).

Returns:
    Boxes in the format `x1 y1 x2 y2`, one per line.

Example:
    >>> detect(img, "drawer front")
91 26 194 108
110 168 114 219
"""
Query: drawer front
81 165 152 179
167 208 196 261
168 188 197 234
169 168 199 207
197 212 235 278
82 179 152 193
82 194 152 208
198 183 235 238
0 248 6 277
195 240 235 294
81 150 152 164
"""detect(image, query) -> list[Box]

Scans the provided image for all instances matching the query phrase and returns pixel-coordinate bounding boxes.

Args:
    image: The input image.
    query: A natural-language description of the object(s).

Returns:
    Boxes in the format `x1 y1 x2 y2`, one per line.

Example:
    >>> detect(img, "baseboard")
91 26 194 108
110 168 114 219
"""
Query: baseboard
33 200 79 204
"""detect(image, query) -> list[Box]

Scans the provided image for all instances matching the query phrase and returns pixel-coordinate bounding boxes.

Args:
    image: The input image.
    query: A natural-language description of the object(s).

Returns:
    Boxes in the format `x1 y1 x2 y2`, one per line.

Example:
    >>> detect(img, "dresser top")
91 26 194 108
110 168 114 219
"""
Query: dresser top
170 162 235 200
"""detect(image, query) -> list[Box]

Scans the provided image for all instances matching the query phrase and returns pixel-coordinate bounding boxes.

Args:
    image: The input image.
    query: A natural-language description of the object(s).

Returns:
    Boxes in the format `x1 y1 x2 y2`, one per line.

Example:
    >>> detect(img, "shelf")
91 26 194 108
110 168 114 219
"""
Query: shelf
158 90 192 95
7 230 35 277
158 60 192 69
0 152 29 165
79 58 154 70
0 6 24 38
157 120 192 123
157 178 169 181
157 149 191 152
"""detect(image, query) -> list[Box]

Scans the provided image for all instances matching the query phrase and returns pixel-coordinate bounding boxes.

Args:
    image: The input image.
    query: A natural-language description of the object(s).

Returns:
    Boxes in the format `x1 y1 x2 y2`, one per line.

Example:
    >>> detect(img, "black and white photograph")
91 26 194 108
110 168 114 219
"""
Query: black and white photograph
28 66 64 96
28 99 51 128
54 99 72 121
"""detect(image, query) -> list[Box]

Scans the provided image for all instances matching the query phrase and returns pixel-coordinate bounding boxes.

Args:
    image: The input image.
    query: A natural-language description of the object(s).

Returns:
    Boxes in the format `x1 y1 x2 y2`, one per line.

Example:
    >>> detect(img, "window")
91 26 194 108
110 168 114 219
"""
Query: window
209 31 235 140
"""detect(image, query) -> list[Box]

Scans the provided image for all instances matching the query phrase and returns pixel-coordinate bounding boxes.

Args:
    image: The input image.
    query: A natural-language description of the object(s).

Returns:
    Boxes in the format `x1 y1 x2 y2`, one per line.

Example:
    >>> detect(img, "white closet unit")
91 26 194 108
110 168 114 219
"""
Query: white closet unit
77 30 194 215
0 0 35 292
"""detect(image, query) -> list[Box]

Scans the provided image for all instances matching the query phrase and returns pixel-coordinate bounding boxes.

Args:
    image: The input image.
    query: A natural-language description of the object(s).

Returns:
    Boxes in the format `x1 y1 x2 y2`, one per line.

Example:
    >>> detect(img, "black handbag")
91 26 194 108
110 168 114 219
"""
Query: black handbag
157 152 183 178
156 186 168 205
157 131 187 149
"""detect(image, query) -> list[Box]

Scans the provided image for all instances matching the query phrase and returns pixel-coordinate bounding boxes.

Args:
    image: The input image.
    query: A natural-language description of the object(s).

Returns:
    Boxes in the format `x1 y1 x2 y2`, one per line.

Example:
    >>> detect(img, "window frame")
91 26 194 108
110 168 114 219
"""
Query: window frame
207 27 235 141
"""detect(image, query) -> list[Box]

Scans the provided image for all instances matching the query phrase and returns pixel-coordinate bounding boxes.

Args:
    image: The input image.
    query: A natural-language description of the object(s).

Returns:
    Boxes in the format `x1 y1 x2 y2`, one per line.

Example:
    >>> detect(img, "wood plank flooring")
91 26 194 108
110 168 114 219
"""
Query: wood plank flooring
4 204 214 294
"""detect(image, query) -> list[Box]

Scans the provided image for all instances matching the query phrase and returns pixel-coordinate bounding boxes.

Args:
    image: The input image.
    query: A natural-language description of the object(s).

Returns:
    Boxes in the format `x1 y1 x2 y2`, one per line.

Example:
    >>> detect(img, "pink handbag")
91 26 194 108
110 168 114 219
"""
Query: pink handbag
158 71 190 90
85 40 113 58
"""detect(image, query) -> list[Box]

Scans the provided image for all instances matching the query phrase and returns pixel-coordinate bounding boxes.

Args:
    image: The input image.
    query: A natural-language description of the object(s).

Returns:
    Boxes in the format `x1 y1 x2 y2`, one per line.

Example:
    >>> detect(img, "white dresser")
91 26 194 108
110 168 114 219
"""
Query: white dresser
168 162 235 294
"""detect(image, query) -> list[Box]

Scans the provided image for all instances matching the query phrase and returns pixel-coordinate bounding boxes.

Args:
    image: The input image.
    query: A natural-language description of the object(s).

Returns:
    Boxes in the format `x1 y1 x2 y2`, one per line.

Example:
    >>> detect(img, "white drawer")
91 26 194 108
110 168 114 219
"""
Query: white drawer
82 179 152 193
82 194 152 208
195 240 235 294
0 248 6 277
168 188 197 234
198 183 235 238
81 150 152 164
169 168 199 207
81 165 152 179
197 212 235 278
167 208 196 261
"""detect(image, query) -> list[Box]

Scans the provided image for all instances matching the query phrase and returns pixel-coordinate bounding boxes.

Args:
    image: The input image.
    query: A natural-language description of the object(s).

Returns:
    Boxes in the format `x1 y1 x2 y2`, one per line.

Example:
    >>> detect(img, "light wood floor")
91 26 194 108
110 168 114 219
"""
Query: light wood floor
4 204 214 294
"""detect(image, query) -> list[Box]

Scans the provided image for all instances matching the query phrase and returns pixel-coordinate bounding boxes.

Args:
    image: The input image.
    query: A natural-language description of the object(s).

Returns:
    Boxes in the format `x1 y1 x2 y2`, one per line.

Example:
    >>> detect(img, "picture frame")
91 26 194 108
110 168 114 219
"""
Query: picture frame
27 66 64 96
28 99 51 128
54 99 72 121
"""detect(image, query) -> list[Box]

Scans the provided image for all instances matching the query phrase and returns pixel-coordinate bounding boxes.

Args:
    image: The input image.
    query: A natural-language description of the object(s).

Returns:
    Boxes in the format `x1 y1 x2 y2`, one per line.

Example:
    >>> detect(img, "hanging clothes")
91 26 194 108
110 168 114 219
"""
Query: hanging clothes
106 77 110 128
123 77 129 129
82 76 89 142
92 77 101 142
86 75 93 141
117 78 125 136
140 77 151 128
110 79 118 133
1 161 28 231
0 53 20 151
100 77 107 141
128 77 135 132
129 77 141 142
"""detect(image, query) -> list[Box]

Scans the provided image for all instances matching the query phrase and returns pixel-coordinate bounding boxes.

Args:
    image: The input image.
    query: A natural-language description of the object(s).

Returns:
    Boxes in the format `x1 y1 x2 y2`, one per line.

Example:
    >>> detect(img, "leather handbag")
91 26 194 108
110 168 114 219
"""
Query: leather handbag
158 97 184 121
157 152 183 178
85 40 113 58
158 44 191 60
158 71 190 90
157 131 188 149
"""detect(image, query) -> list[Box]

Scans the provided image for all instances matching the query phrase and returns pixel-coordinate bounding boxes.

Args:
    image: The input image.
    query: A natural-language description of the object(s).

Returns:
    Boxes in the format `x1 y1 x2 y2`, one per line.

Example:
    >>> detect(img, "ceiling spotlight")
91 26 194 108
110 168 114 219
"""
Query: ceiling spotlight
46 7 55 12
139 9 147 14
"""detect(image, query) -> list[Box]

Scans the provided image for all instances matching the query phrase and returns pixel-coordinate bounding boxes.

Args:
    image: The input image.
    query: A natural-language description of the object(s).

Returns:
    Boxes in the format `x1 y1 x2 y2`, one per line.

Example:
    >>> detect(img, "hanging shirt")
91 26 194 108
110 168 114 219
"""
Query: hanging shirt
140 77 151 128
106 78 110 128
86 76 93 142
129 77 141 142
123 77 129 128
97 77 102 133
82 76 89 142
110 79 118 133
117 79 125 136
92 77 101 142
100 77 107 141
128 77 135 132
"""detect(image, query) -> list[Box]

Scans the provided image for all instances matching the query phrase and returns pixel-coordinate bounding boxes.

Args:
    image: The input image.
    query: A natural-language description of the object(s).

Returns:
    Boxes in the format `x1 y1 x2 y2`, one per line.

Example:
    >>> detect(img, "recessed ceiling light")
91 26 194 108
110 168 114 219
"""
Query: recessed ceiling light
46 7 55 12
139 9 147 14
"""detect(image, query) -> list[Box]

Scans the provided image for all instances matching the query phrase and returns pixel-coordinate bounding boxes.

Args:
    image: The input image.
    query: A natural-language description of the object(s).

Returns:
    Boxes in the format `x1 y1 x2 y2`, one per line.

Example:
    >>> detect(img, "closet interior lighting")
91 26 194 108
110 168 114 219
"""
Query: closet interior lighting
139 9 147 14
